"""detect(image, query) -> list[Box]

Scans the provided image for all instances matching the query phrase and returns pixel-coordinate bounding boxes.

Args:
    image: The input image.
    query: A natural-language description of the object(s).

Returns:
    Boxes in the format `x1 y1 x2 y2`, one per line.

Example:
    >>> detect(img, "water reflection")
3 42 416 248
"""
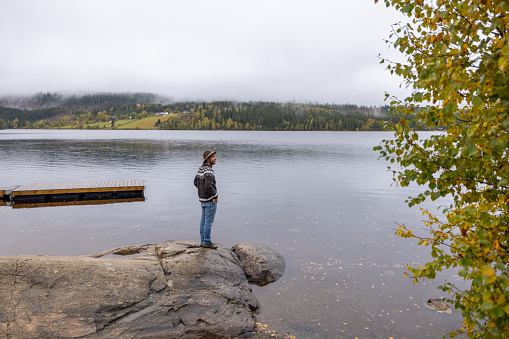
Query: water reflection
7 197 145 209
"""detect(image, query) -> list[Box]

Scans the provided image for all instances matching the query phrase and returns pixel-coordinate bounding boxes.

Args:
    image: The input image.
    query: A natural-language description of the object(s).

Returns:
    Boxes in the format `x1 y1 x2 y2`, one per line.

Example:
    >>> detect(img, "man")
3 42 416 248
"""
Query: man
194 150 218 249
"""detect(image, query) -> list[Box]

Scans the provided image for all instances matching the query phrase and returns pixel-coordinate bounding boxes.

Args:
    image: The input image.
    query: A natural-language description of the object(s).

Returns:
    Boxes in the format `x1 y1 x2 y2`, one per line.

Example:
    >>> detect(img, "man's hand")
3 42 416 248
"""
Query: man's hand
213 198 218 203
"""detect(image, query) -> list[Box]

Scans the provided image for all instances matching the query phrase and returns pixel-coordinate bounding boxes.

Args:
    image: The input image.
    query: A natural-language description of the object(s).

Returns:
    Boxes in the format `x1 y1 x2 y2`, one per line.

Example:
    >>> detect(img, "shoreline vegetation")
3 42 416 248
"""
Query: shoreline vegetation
0 92 431 132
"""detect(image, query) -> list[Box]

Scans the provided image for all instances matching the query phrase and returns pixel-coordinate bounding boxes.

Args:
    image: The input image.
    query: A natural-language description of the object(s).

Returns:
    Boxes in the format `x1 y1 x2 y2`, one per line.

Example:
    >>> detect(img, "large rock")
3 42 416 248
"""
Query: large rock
0 240 285 338
232 243 286 286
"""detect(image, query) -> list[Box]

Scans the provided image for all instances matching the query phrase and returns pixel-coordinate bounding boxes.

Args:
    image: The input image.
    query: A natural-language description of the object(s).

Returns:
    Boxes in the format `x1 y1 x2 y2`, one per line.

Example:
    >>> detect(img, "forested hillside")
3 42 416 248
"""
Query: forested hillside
0 92 391 131
160 101 388 131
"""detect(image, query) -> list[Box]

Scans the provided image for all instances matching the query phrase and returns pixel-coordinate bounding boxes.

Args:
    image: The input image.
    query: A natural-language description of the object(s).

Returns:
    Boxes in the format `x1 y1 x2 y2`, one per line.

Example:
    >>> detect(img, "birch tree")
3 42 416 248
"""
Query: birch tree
375 1 509 337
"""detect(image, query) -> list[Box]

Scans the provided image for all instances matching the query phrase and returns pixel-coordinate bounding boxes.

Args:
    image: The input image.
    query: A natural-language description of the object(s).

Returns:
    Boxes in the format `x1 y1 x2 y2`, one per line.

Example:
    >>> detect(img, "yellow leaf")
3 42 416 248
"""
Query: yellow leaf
481 265 495 277
494 240 500 250
499 56 509 72
486 274 497 284
497 294 505 305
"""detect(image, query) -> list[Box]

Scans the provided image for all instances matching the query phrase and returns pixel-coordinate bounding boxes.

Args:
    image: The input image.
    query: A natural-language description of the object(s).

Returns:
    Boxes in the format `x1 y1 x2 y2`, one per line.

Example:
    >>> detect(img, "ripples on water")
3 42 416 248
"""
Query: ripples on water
0 130 465 338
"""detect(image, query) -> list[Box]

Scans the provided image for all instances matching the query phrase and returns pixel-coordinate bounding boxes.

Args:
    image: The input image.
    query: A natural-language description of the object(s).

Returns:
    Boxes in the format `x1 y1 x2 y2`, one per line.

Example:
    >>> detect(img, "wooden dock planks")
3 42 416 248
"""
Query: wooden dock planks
1 180 145 208
10 179 145 196
0 186 21 197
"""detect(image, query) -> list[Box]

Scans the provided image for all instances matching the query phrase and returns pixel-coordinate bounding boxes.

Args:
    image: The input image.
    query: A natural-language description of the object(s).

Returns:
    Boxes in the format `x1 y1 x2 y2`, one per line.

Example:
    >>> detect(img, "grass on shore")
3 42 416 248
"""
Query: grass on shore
117 116 171 129
77 115 172 130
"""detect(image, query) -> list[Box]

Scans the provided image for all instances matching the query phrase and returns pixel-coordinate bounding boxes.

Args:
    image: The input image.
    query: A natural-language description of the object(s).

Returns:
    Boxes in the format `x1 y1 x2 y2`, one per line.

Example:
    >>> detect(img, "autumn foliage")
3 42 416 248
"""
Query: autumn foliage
375 0 509 337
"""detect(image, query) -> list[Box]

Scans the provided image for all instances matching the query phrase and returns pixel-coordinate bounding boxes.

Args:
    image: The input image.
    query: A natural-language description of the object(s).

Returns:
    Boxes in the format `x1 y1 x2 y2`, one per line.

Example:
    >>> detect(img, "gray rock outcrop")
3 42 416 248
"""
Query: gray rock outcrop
0 240 285 338
232 243 286 286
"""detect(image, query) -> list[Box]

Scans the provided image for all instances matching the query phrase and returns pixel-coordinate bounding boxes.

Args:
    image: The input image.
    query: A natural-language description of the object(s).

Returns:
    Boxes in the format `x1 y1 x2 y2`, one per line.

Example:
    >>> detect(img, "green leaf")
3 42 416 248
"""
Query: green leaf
472 96 483 109
395 122 403 134
472 277 482 286
461 143 477 157
481 301 494 310
460 258 471 268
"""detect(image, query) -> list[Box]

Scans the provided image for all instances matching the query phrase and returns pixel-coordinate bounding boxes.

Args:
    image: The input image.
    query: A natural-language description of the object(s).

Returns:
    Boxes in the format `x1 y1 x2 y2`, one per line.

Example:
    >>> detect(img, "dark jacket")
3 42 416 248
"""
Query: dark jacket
194 164 218 202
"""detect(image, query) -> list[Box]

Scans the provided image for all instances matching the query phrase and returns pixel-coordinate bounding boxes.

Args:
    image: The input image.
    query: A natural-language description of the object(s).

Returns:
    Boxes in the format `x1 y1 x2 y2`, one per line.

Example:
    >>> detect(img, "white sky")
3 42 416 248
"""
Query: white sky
0 0 411 105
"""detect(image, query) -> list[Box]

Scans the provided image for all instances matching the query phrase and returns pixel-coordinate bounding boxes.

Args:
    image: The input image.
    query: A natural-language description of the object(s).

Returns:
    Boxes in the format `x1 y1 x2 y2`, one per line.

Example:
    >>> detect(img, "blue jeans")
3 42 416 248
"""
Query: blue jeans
200 200 217 244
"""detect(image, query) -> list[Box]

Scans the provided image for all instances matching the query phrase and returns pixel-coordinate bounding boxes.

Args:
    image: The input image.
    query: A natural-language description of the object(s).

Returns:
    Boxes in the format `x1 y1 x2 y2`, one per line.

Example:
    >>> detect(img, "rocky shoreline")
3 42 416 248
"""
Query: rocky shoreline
0 240 285 338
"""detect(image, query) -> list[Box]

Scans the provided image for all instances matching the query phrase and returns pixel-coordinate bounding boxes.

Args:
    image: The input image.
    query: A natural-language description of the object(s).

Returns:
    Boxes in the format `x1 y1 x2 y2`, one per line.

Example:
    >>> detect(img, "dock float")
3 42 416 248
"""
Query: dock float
11 197 146 209
1 179 145 205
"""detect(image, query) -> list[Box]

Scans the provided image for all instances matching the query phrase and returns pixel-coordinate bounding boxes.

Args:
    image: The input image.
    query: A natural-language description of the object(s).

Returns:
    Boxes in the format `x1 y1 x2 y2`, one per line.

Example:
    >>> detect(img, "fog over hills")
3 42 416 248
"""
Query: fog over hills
0 92 172 111
0 1 411 106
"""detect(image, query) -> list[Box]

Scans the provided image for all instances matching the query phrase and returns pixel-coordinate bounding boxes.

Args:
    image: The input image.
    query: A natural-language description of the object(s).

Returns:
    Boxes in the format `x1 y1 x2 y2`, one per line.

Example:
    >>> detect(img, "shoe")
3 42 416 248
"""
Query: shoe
200 242 218 249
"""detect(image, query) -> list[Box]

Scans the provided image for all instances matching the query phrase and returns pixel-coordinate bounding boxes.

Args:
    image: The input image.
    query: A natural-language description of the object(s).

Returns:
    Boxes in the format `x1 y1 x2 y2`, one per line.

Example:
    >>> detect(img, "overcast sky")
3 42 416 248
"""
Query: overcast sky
0 0 411 105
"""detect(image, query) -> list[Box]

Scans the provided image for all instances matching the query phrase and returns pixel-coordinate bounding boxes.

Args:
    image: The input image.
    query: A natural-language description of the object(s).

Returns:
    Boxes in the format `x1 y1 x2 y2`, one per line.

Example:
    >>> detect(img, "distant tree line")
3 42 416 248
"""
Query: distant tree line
0 92 165 128
0 92 392 131
160 101 388 131
0 106 63 128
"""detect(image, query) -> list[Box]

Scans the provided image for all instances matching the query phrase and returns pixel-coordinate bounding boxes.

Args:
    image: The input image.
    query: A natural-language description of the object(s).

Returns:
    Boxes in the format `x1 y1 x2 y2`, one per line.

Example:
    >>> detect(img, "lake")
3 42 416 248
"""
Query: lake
0 129 466 338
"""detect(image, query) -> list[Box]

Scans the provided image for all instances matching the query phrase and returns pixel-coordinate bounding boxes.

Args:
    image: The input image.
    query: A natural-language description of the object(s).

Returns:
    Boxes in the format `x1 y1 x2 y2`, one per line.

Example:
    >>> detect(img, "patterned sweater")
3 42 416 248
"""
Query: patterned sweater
194 164 218 202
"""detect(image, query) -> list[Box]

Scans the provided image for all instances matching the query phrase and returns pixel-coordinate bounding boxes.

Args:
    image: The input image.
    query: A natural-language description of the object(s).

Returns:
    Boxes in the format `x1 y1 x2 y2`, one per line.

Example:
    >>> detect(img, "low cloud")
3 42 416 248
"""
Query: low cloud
0 0 409 105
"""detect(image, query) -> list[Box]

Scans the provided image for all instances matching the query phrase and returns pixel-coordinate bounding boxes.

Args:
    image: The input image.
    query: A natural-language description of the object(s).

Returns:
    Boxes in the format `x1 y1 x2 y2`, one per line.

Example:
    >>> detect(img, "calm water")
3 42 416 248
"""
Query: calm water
0 130 466 338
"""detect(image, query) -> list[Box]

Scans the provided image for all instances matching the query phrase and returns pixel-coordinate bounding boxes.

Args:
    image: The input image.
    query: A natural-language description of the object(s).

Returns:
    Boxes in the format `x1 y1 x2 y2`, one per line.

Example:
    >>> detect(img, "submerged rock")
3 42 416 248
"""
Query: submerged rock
424 298 452 314
0 240 285 338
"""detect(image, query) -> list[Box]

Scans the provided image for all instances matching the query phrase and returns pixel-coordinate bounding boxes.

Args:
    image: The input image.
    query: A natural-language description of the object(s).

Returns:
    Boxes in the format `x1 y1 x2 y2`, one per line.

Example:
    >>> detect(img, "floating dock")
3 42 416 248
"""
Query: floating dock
10 197 146 209
1 179 145 206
